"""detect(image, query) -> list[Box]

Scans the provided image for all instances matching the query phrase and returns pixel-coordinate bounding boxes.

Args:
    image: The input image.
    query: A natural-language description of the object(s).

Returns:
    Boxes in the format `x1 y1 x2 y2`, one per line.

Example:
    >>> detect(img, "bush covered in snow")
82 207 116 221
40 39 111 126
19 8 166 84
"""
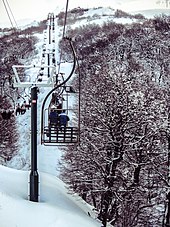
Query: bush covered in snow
0 29 37 163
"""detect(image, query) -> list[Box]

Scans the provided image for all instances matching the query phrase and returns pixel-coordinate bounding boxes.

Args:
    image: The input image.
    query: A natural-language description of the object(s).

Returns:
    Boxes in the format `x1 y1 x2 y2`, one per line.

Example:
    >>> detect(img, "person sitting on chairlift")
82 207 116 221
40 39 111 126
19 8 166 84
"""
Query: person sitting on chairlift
59 110 69 129
56 102 62 114
49 109 58 126
20 103 26 115
16 103 21 116
24 100 31 110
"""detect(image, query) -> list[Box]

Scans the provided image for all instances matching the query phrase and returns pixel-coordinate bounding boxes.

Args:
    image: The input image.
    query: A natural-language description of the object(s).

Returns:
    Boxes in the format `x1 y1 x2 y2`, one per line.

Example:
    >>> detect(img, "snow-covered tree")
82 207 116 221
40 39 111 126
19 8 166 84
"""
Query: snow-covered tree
60 15 170 226
156 0 170 8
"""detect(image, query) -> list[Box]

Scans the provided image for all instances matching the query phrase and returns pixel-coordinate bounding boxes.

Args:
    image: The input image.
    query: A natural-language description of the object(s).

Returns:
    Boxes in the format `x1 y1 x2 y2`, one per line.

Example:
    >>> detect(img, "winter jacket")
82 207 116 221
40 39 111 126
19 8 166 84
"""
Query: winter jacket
59 112 69 127
49 111 58 124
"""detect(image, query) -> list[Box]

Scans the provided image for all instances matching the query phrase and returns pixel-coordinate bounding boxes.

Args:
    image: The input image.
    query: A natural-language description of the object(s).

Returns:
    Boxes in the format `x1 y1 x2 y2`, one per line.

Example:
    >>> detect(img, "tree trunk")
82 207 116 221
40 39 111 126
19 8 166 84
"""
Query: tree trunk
165 191 170 226
133 165 141 185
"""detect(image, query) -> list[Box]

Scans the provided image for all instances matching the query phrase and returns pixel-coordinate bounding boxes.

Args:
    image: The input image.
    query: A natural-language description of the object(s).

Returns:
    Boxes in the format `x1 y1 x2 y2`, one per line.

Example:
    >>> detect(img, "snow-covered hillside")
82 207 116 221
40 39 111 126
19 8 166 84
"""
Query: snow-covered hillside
61 7 170 30
130 8 170 18
0 165 101 227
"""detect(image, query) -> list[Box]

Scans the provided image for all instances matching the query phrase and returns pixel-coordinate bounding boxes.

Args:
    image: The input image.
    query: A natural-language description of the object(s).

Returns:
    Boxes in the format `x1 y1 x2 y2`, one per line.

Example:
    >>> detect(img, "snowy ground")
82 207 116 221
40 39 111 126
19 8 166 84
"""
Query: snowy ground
0 165 101 227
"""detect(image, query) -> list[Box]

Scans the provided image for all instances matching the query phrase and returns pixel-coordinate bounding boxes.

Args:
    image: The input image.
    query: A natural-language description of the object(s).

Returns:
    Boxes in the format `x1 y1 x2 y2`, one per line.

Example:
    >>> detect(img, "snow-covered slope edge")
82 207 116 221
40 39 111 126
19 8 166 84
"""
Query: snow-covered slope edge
0 165 101 227
130 8 170 18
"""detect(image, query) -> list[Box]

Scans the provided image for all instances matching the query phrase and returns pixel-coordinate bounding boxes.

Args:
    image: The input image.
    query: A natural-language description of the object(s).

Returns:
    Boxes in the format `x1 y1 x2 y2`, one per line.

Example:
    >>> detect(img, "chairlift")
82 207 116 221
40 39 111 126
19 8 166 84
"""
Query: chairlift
41 38 80 145
14 89 31 115
0 79 30 118
41 85 79 145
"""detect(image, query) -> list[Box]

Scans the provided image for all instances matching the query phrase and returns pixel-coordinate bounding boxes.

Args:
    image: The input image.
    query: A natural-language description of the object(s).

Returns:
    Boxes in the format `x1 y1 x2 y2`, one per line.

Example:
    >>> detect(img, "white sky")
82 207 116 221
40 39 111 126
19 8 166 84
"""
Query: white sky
0 0 163 27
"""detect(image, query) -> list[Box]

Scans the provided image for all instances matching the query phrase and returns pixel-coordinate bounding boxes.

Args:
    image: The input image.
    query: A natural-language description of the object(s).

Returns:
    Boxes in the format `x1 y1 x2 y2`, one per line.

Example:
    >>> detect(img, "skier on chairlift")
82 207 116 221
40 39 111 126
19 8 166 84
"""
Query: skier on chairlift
15 103 21 116
59 110 69 129
49 107 58 126
20 102 26 115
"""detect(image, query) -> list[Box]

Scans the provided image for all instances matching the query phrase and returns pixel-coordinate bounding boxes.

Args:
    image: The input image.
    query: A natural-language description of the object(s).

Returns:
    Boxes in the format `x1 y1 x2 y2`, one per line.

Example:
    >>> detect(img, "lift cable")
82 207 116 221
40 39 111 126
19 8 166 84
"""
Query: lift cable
4 92 16 109
76 58 81 140
57 0 69 75
5 0 18 28
2 0 14 29
62 0 69 39
2 0 18 29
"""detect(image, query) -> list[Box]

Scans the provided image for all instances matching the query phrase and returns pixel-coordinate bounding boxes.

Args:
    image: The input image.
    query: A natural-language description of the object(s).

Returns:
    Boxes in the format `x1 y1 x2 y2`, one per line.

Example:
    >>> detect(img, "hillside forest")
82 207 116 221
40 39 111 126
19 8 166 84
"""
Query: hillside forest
59 13 170 227
0 23 45 161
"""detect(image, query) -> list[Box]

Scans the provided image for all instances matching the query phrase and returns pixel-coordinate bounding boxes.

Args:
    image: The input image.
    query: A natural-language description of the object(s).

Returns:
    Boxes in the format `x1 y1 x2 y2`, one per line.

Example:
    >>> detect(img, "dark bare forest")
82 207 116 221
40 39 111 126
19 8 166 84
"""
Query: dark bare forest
60 13 170 226
0 23 45 163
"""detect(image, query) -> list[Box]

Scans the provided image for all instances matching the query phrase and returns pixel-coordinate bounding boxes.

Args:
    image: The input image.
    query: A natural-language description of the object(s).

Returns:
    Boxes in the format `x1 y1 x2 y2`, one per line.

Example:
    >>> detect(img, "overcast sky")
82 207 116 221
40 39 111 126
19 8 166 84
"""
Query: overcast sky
0 0 163 27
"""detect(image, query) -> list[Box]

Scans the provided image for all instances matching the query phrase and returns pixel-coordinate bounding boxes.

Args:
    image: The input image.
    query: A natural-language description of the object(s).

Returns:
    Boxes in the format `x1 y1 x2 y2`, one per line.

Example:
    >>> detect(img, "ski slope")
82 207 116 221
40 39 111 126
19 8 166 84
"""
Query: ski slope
0 165 101 227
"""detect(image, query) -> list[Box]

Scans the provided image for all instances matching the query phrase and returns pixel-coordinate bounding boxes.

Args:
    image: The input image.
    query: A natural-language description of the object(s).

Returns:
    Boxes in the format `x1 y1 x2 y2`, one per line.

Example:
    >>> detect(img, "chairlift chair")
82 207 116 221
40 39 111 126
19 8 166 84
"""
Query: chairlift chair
41 85 79 145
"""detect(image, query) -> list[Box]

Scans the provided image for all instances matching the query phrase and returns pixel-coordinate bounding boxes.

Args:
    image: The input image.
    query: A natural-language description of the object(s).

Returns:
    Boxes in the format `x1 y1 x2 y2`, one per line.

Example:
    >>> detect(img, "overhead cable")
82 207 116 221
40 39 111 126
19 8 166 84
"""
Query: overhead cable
57 0 69 75
5 0 18 28
62 0 69 39
2 0 18 29
2 0 14 28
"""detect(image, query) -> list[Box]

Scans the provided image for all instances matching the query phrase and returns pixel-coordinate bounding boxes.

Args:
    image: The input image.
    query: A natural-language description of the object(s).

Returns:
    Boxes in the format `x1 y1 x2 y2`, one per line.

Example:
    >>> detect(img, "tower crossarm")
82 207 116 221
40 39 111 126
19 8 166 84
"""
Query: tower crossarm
12 65 56 88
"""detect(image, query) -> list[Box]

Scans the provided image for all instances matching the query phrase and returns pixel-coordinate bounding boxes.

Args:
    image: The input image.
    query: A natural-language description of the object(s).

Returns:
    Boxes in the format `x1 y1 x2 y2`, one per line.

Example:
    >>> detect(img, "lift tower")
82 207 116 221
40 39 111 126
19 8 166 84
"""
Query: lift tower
11 14 79 202
12 64 56 202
